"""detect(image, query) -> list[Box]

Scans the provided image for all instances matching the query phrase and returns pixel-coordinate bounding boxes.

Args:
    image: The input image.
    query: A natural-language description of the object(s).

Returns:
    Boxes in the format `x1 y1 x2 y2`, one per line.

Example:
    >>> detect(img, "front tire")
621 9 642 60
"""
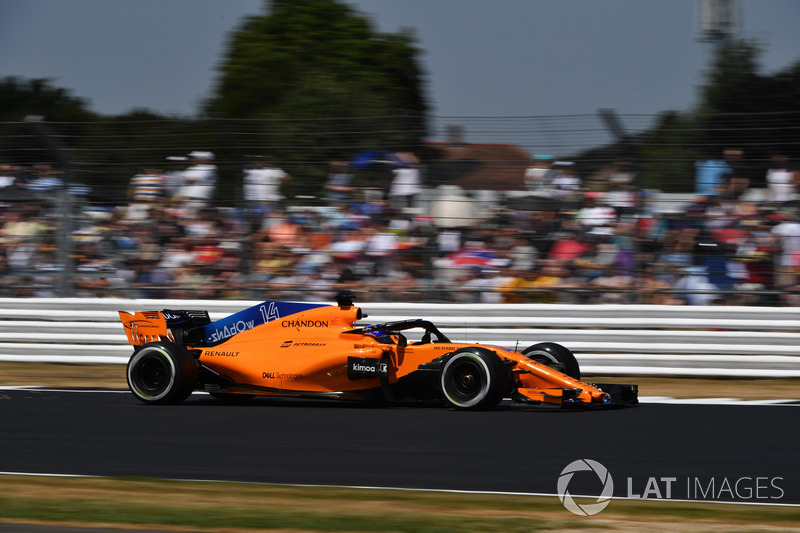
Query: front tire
440 348 510 410
127 342 198 404
522 342 580 380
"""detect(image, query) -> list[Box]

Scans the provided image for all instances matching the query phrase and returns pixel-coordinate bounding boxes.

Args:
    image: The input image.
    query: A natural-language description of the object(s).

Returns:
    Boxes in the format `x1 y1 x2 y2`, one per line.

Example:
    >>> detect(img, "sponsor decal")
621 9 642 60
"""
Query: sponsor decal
434 346 458 351
204 350 239 357
347 356 389 380
162 312 183 321
124 318 164 345
207 319 256 343
123 319 160 331
280 341 327 348
281 319 329 330
262 371 304 380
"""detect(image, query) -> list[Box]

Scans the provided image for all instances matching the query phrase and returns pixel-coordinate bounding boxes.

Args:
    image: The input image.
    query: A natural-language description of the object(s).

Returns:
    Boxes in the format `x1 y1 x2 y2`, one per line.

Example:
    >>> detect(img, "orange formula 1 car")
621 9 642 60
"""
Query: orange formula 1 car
119 295 637 409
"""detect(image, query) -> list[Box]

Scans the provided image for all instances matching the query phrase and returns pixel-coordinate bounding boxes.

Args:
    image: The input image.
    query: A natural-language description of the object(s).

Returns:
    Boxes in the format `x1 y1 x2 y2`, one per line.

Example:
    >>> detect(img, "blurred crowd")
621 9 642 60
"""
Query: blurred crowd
1 149 800 306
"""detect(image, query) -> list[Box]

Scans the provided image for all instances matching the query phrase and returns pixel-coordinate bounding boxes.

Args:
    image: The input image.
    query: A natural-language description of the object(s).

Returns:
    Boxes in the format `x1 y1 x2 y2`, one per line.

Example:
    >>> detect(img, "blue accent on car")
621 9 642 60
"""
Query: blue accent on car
203 300 325 343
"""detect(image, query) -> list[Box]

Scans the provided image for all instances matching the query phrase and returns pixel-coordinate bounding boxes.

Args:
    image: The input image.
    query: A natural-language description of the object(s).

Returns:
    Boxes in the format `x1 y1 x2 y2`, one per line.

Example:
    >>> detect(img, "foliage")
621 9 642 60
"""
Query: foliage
0 77 98 171
698 38 762 115
205 0 429 191
636 111 699 192
695 38 800 181
0 76 96 123
630 38 800 191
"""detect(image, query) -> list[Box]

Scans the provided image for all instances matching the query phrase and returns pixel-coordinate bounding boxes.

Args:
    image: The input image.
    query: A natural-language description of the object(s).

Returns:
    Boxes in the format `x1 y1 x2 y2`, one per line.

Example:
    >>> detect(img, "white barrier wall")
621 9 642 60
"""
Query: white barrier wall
0 298 799 378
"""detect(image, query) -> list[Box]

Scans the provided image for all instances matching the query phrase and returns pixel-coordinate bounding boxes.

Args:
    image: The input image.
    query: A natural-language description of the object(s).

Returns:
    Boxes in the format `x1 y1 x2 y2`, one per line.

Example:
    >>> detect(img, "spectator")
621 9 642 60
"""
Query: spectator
590 269 634 304
765 155 798 205
674 266 719 306
263 212 302 247
524 155 552 193
525 260 580 304
0 164 18 188
9 138 800 306
550 161 581 201
770 213 800 293
388 152 421 211
572 233 618 283
548 228 590 264
636 263 685 305
324 161 354 207
507 235 539 271
605 161 637 217
576 192 616 229
694 152 732 197
24 163 64 193
126 168 166 220
163 156 188 200
243 155 291 219
722 148 749 200
459 268 509 304
178 151 217 211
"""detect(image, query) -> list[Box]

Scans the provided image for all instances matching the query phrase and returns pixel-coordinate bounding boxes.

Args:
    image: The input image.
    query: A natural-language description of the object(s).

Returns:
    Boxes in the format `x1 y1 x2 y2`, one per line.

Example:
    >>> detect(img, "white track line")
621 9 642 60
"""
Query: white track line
0 471 798 508
1 387 797 405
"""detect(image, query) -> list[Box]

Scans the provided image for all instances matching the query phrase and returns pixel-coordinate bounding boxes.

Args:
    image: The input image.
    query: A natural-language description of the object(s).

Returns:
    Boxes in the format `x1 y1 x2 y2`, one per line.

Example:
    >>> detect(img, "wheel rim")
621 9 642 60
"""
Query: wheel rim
449 360 481 399
137 356 169 393
443 354 489 407
129 348 175 400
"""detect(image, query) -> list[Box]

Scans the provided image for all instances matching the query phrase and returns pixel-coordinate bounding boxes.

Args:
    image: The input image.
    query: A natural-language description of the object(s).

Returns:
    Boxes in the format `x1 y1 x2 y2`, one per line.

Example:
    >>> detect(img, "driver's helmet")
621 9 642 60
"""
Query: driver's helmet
366 326 394 344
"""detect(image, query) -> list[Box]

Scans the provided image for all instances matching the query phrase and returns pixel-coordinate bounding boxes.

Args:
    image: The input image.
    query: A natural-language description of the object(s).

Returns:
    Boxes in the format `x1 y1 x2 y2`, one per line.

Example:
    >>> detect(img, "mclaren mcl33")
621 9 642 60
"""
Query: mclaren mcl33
119 295 638 410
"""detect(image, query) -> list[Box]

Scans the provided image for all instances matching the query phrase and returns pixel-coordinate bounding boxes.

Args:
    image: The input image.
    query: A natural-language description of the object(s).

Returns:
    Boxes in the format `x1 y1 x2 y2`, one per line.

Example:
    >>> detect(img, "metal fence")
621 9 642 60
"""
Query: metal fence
0 298 799 378
1 113 799 304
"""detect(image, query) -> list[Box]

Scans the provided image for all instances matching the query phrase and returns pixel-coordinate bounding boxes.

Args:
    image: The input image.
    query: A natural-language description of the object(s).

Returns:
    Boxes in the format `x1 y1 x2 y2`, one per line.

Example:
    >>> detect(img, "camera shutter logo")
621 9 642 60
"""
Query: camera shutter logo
557 459 614 516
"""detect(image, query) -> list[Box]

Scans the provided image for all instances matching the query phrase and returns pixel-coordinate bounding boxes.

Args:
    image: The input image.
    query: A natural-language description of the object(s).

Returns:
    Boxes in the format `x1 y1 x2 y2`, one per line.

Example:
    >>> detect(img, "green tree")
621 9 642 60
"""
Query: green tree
698 38 762 114
0 76 96 123
637 111 699 192
628 39 800 192
0 77 98 168
696 38 800 182
205 0 429 194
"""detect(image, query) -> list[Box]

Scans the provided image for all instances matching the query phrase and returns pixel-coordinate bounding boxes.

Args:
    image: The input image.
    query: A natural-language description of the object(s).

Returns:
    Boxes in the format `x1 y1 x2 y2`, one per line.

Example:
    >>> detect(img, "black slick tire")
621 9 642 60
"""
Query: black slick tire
522 342 581 380
440 348 509 410
127 341 198 404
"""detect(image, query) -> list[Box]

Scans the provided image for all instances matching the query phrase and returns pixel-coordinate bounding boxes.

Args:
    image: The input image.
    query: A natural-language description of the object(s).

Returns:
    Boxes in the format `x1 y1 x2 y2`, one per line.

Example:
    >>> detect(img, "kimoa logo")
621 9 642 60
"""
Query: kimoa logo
352 363 376 372
557 459 614 516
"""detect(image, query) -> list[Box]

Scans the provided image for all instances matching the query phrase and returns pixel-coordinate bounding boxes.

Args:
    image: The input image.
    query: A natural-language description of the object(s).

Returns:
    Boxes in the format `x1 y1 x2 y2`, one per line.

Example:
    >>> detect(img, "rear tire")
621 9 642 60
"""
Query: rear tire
127 342 198 404
440 348 510 410
522 342 580 380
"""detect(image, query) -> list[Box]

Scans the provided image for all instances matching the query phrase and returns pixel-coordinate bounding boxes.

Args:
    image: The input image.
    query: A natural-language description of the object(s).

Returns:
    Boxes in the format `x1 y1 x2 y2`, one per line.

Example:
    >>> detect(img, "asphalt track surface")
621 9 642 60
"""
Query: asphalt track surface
1 389 798 505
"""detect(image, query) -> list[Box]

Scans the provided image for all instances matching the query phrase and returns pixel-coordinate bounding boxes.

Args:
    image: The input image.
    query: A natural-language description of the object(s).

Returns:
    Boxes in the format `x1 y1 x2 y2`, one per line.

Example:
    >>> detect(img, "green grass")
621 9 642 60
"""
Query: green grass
0 476 798 532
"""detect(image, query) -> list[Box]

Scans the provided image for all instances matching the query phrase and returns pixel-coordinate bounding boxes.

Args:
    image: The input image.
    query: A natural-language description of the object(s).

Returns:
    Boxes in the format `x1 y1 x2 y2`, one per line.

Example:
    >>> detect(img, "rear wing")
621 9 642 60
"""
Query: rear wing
119 311 172 346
